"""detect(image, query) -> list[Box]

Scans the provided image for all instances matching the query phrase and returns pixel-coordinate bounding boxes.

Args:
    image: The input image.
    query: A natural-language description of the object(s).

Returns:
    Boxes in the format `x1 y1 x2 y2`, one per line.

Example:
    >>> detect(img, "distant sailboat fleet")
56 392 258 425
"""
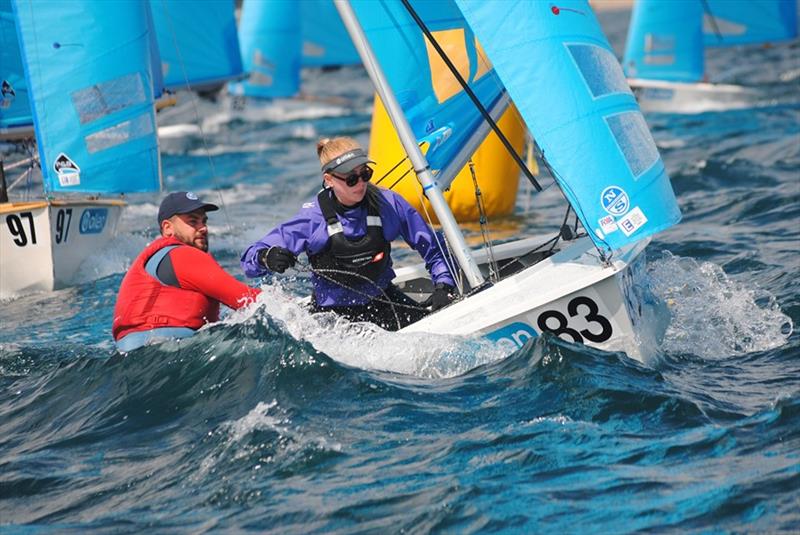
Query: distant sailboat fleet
623 0 798 113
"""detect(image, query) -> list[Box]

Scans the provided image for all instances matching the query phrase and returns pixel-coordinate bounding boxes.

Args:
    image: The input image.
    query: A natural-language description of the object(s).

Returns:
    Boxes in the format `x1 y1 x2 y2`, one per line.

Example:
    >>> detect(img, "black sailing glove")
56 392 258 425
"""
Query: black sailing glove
259 246 296 273
424 282 457 311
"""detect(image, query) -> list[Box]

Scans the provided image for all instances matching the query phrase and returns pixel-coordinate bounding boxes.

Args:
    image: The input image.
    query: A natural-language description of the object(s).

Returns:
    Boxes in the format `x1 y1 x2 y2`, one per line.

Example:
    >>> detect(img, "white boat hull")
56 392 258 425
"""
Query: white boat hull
0 199 124 299
395 236 658 362
629 78 761 114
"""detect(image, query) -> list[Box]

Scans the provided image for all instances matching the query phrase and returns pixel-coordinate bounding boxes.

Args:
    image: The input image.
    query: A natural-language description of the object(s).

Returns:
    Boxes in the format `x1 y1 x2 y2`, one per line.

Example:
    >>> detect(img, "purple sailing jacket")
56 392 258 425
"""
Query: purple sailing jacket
241 187 456 307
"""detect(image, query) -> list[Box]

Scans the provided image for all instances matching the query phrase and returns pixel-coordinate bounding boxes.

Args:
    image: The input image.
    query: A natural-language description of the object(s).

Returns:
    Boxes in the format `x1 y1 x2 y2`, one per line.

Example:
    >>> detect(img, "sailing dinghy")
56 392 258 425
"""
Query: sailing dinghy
624 0 798 114
0 0 161 299
335 0 681 362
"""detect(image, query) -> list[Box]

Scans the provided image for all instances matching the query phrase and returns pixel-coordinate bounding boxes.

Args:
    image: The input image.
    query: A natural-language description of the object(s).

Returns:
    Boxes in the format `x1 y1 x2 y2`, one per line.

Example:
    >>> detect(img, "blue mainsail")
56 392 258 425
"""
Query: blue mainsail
13 0 161 193
703 0 798 46
302 0 361 67
623 0 705 82
0 0 32 135
150 0 243 92
456 0 681 252
229 0 301 99
348 0 507 185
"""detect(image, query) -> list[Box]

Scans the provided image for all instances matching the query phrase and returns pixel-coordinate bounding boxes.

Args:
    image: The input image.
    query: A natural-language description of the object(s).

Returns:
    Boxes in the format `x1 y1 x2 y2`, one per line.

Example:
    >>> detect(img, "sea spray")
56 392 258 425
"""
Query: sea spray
647 251 793 357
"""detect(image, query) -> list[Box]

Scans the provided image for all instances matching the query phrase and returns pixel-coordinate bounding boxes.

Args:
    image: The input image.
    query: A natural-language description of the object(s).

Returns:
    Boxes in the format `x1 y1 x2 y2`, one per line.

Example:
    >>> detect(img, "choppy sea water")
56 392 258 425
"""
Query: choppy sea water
1 9 799 533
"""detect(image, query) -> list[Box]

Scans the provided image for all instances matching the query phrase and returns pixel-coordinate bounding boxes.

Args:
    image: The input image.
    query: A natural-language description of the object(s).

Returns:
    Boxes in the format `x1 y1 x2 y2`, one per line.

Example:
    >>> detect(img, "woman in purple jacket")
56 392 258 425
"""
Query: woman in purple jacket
241 136 456 330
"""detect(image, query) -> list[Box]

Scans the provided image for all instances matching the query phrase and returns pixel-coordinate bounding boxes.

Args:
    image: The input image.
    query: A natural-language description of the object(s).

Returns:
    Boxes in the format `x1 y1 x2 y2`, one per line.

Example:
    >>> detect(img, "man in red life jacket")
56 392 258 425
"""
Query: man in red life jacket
112 191 260 352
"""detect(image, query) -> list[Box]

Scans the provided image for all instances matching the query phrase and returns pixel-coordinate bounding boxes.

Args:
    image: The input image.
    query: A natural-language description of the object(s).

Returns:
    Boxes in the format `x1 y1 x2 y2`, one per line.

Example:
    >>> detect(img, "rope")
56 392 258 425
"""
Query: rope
291 261 432 332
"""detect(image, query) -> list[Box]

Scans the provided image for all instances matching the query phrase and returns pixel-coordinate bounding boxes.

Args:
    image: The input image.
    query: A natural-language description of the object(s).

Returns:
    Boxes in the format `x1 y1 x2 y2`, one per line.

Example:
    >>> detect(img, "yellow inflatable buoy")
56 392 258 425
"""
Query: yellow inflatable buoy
368 94 535 224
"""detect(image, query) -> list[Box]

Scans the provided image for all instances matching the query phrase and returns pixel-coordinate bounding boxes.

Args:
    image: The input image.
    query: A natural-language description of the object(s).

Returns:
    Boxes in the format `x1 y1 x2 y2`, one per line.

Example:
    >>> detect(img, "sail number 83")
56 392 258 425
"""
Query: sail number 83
536 296 613 344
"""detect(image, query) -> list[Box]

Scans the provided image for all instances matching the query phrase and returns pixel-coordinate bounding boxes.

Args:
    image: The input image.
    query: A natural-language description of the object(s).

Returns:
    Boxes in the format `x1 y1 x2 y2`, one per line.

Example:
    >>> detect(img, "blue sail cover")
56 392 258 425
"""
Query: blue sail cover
457 0 680 252
703 0 798 46
150 0 243 92
623 0 705 82
0 0 32 134
349 0 506 179
301 0 361 67
13 0 160 193
229 0 301 99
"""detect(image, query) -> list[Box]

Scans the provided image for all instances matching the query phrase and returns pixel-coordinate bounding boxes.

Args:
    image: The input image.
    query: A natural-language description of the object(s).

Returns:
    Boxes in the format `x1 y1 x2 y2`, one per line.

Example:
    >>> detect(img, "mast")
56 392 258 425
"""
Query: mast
334 0 485 289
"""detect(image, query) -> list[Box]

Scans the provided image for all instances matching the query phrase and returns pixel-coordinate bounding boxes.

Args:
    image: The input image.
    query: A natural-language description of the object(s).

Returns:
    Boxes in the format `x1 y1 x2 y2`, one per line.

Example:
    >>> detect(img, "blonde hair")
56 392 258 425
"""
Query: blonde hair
317 136 362 169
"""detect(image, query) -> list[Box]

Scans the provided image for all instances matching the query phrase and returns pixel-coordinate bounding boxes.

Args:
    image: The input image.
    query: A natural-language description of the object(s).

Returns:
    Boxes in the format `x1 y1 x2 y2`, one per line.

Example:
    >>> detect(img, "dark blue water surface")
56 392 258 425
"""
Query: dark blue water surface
1 8 799 533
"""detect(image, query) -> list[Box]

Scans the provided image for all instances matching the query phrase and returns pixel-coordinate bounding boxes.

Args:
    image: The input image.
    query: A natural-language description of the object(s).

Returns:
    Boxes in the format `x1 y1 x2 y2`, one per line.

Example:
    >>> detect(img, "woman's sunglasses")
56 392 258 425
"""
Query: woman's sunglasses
329 166 373 187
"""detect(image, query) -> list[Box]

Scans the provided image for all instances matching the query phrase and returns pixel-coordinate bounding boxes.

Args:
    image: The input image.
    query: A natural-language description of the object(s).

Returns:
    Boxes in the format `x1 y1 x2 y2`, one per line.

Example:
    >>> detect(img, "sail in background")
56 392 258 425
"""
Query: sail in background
13 0 161 193
0 0 32 135
230 0 301 99
457 0 681 253
301 0 361 67
349 0 507 188
149 0 243 92
623 0 705 82
624 0 798 82
703 0 798 46
232 0 359 99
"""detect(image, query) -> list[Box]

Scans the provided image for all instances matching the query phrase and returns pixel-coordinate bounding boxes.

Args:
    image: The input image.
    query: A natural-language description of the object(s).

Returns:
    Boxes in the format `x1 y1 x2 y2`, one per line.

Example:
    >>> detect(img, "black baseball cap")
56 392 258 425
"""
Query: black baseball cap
321 148 375 174
157 191 219 224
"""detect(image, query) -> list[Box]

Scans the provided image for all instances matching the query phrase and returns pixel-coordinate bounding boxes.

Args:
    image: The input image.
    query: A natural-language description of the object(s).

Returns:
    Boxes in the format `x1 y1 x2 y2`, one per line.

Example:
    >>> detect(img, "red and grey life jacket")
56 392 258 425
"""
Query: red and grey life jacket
309 187 391 287
112 236 219 341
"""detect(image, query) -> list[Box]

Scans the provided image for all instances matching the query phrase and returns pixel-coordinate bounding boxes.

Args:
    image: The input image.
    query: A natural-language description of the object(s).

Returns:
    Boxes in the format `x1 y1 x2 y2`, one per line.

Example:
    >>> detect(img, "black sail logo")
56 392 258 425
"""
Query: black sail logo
54 153 81 187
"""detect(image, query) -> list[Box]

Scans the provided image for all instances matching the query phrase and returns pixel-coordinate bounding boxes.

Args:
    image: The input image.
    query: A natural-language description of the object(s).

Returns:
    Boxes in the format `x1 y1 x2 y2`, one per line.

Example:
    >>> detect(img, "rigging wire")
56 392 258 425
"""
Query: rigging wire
399 0 542 192
413 185 465 294
467 160 499 283
158 0 234 233
700 0 723 43
535 144 613 263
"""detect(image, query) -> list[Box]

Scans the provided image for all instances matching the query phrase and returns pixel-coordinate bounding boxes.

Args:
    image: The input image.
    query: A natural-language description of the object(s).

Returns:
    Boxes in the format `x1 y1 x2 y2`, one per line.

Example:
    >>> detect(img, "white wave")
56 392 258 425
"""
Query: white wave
74 233 150 282
157 123 202 138
656 138 686 149
195 399 342 478
224 284 510 379
647 252 793 358
779 68 800 82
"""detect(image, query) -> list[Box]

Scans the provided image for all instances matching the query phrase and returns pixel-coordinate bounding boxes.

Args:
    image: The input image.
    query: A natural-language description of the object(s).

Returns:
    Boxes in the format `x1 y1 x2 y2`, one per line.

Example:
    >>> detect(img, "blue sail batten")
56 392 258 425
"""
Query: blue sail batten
230 0 301 99
150 0 243 92
349 0 506 181
623 0 705 82
0 0 32 134
13 0 161 194
457 0 680 252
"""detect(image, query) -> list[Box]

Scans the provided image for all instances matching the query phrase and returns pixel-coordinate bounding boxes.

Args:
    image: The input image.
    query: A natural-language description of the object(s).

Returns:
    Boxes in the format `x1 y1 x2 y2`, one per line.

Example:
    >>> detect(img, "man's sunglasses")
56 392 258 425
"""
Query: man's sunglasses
329 166 373 187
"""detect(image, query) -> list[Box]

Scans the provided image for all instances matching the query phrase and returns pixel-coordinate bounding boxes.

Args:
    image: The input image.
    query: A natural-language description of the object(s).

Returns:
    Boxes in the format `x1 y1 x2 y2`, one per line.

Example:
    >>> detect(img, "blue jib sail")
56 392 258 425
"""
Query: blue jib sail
456 0 681 253
229 0 301 99
623 0 705 82
149 0 243 92
13 0 161 194
301 0 361 67
703 0 798 46
0 0 32 135
349 0 507 182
